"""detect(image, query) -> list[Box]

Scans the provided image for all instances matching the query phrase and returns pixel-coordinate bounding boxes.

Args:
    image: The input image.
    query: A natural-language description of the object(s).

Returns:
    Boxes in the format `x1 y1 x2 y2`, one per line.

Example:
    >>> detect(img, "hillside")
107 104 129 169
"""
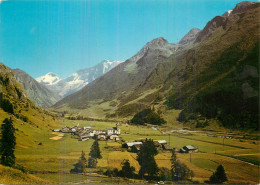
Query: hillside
13 69 62 108
0 63 58 143
0 164 50 184
122 1 259 129
0 63 59 183
52 37 182 114
52 2 259 131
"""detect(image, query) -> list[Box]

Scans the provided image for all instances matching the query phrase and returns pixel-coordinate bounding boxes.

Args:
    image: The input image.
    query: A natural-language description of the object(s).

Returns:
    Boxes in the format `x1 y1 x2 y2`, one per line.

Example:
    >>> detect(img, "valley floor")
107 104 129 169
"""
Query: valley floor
11 119 260 184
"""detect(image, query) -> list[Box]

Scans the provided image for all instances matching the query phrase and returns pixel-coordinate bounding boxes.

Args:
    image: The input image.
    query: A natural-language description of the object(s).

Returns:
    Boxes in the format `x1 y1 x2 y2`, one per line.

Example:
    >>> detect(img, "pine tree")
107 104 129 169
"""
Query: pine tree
209 165 228 184
137 138 158 179
89 138 102 159
87 157 97 168
0 117 16 167
170 149 177 181
70 151 87 173
78 151 87 172
88 138 102 168
121 159 135 178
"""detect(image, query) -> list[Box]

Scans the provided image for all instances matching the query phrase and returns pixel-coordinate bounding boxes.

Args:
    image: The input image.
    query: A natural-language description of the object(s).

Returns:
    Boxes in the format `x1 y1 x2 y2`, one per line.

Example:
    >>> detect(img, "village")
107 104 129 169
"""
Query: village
53 122 121 141
53 123 198 154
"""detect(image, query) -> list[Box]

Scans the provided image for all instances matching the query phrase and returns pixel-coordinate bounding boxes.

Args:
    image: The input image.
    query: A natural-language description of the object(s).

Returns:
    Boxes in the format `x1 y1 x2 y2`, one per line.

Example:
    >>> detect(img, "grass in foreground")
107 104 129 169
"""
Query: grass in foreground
6 118 259 184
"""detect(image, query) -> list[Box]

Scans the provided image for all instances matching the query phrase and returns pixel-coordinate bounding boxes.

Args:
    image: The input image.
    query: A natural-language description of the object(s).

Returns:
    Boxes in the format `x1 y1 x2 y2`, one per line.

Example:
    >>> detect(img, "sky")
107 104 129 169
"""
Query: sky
0 0 257 78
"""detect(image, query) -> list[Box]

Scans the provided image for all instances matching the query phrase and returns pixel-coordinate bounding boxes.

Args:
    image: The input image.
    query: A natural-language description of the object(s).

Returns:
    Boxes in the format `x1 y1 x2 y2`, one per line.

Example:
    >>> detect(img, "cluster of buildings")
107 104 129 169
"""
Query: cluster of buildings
53 123 199 153
53 123 121 141
122 139 172 153
122 139 198 154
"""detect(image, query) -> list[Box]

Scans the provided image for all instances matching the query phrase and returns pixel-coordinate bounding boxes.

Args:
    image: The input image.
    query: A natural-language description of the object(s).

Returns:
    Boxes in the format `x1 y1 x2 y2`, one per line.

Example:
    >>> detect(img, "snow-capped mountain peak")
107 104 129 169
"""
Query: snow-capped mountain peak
36 72 62 85
222 9 233 17
36 60 122 97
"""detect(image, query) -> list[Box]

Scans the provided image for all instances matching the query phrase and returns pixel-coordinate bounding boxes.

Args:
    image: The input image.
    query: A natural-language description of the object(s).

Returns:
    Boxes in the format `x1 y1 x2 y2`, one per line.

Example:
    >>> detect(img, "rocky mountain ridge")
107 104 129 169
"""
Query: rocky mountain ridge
13 69 62 108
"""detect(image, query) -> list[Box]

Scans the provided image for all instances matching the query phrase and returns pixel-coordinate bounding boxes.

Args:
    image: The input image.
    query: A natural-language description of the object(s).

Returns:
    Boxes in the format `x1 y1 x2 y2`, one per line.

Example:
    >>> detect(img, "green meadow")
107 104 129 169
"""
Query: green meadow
8 118 259 184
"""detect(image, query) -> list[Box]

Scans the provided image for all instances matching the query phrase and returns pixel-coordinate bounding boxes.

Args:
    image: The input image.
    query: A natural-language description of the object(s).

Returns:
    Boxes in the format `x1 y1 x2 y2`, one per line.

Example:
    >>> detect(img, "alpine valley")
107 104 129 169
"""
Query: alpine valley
53 1 259 131
0 1 259 184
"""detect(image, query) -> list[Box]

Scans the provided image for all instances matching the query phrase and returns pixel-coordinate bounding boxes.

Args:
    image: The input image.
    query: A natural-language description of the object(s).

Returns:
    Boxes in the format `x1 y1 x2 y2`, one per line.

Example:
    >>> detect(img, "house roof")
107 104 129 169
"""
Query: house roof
185 145 197 150
125 142 142 147
83 126 91 129
158 140 167 144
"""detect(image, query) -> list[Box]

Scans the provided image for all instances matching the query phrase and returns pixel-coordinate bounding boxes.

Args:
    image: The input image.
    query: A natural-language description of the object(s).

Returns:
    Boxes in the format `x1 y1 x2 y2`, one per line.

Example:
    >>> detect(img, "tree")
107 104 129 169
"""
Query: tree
209 165 227 184
159 167 172 181
87 157 97 168
0 117 16 167
175 160 193 181
170 149 177 180
121 159 135 178
131 108 166 125
137 138 158 179
88 138 102 168
70 151 87 173
89 137 102 159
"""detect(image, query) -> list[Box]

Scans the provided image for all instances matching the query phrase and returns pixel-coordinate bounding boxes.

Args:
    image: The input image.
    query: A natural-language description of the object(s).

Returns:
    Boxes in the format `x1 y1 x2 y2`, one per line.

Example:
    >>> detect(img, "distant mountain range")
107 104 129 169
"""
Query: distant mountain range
52 1 259 130
36 60 121 97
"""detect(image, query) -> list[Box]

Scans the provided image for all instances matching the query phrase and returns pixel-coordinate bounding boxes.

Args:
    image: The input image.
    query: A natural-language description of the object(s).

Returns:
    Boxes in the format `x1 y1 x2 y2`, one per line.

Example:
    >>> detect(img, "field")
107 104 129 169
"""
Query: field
8 118 259 184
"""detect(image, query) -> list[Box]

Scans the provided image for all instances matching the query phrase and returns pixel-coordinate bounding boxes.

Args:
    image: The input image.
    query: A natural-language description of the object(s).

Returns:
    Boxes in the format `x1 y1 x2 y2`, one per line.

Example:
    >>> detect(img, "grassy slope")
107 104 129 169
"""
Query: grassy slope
0 164 50 184
0 103 58 183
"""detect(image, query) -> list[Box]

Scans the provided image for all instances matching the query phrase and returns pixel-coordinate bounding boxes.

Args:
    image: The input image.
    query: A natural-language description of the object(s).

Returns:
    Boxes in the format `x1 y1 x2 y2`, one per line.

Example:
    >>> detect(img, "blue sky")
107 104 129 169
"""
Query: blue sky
0 0 257 78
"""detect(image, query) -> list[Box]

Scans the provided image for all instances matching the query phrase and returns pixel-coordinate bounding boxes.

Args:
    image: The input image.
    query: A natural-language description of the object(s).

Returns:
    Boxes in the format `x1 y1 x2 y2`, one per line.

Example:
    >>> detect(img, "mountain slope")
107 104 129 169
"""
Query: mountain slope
0 64 58 183
53 37 177 110
125 1 259 129
37 60 121 97
0 63 57 127
52 1 259 130
0 62 58 153
13 69 62 108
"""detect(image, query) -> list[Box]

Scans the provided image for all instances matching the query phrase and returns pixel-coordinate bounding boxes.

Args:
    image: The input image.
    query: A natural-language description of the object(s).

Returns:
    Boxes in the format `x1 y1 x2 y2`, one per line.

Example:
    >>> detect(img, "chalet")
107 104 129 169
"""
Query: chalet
53 129 61 132
80 135 89 141
61 126 71 133
107 123 120 136
81 137 89 141
158 140 167 144
83 126 91 130
109 134 119 141
79 130 92 137
154 141 163 151
123 142 143 150
95 130 106 135
97 134 106 141
88 131 95 137
179 145 198 153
